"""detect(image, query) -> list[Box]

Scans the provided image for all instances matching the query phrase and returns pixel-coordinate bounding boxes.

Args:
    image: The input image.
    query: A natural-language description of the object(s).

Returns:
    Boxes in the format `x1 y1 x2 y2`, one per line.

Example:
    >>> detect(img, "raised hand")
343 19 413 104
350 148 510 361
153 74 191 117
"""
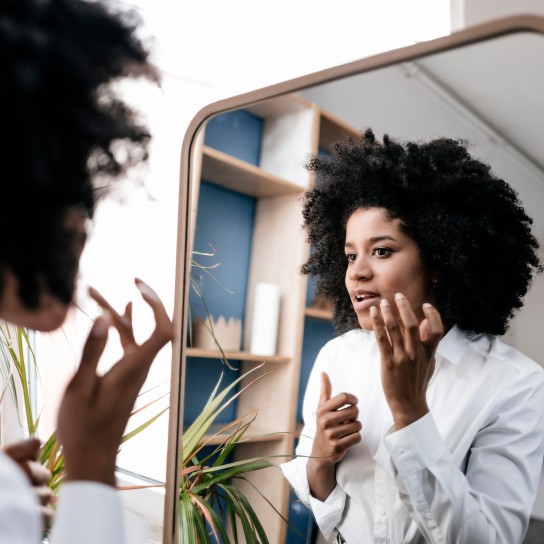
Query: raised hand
307 372 361 501
370 292 443 430
3 437 53 528
56 278 173 486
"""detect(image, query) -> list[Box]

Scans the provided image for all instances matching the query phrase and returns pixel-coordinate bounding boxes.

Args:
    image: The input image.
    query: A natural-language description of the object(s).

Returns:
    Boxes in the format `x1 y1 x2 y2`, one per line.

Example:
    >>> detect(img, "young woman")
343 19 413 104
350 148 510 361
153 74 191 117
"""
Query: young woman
282 129 544 543
0 1 172 542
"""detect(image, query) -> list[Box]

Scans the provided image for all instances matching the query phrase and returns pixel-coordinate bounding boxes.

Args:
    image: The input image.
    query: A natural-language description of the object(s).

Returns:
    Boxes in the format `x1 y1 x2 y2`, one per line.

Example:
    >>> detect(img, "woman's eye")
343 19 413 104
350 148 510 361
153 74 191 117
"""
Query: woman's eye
372 247 392 257
346 253 356 262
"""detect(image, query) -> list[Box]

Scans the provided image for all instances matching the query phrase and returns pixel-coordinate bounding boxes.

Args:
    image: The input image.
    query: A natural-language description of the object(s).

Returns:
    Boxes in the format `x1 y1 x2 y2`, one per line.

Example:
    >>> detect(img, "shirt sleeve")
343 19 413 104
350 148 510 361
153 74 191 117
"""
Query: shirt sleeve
0 451 42 544
49 481 148 544
376 367 544 544
280 342 347 541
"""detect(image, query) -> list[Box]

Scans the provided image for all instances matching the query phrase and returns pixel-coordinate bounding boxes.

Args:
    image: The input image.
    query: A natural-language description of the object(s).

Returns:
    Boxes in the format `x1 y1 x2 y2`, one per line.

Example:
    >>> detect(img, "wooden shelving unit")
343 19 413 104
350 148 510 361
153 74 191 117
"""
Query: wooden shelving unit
201 146 303 197
185 93 350 544
304 306 334 321
185 347 290 365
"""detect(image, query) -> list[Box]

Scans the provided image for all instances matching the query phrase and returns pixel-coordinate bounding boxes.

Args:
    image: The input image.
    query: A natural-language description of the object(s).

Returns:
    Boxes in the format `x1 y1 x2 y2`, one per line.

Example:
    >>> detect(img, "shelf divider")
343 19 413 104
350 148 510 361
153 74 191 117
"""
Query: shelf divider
186 347 290 365
304 306 333 320
202 146 304 197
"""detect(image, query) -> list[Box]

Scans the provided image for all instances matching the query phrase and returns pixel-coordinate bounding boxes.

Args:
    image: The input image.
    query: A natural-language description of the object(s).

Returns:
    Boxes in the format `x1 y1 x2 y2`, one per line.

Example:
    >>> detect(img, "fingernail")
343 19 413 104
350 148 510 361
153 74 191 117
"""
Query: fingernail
380 298 389 308
370 305 378 316
136 280 159 301
395 292 405 301
91 313 110 337
423 302 433 309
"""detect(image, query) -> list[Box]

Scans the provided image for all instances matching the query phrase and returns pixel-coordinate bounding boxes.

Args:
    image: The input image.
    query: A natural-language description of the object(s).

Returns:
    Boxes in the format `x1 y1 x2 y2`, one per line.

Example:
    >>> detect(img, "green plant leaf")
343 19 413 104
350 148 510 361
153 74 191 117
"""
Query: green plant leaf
182 364 268 463
228 484 269 544
120 407 168 444
190 492 230 543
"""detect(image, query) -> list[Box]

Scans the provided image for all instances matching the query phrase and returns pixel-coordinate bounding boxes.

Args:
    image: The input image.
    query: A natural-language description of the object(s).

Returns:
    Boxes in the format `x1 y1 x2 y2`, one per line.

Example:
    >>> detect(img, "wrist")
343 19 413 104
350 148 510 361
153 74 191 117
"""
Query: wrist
63 456 117 487
391 405 429 431
307 457 336 502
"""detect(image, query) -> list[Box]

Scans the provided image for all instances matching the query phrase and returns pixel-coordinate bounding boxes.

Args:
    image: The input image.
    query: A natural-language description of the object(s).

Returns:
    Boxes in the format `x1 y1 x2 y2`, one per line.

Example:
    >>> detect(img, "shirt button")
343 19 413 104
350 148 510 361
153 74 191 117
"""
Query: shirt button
376 506 385 518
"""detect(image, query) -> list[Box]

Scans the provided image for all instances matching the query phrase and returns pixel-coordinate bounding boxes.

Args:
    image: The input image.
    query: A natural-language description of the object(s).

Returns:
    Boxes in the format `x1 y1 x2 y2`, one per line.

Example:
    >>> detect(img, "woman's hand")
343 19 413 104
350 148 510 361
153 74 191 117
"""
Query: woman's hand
370 293 443 430
307 372 361 501
3 437 53 529
56 278 173 486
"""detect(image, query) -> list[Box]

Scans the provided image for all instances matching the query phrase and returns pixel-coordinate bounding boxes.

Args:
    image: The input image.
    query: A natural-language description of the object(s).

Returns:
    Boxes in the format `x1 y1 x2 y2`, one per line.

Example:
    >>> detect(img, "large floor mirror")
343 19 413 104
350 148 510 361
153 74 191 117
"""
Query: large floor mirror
165 15 544 543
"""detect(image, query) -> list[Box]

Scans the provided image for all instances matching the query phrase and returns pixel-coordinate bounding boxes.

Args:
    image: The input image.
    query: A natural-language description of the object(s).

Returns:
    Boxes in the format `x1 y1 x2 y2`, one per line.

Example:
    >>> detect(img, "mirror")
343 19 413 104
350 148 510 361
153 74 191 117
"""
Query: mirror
165 16 544 543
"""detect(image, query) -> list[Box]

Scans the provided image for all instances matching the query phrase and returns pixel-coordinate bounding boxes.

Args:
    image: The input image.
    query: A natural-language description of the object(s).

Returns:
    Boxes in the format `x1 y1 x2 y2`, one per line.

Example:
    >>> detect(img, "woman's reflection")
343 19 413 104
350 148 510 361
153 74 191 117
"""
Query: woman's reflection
282 128 544 543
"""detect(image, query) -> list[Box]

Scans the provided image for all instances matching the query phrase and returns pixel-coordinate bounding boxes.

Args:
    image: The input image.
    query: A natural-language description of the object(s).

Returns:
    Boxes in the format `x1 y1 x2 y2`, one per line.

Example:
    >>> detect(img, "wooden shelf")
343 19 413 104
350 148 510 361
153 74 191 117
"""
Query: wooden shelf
186 347 291 365
319 110 361 151
201 146 304 197
304 306 333 320
187 423 286 446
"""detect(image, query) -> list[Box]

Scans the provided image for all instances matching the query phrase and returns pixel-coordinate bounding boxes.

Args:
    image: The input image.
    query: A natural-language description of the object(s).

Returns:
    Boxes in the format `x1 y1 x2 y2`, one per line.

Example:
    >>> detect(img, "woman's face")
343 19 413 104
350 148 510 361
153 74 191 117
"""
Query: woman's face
344 207 436 330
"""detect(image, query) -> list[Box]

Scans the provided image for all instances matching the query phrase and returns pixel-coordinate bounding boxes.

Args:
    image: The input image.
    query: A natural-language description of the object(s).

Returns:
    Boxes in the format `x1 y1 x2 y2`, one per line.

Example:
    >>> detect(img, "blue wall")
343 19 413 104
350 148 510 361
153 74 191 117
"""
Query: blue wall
297 317 336 423
186 108 262 428
190 181 256 333
185 181 256 426
205 110 263 165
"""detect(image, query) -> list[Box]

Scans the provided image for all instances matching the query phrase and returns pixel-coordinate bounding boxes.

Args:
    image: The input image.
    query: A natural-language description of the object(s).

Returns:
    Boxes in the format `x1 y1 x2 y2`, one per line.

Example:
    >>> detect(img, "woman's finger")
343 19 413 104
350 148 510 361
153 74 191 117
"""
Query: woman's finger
3 437 41 462
394 292 420 357
319 372 332 404
370 305 393 364
89 287 136 348
320 391 358 412
105 279 172 389
379 298 405 358
134 278 173 351
26 460 51 487
420 302 444 355
326 420 362 441
69 314 110 390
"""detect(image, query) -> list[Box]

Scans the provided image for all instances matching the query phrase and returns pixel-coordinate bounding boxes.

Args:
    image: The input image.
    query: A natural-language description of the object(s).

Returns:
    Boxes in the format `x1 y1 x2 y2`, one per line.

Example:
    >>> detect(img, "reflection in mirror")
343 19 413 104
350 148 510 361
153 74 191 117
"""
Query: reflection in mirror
174 26 544 544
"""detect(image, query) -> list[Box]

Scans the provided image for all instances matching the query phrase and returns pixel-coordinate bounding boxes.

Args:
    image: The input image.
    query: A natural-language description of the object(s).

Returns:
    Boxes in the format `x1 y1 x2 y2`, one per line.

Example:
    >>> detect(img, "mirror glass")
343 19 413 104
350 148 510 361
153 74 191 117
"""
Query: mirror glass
171 24 544 543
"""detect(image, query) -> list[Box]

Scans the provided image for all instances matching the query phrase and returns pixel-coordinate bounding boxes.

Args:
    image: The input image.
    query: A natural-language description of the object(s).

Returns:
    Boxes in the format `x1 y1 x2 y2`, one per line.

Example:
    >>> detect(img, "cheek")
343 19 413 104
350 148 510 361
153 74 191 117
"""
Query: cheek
22 295 70 332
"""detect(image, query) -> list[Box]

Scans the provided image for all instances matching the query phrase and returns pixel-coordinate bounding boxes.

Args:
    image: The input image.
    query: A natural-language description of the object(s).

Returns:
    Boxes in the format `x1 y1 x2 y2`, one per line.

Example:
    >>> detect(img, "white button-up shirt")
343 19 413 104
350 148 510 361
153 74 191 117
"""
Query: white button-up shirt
281 326 544 543
0 451 146 543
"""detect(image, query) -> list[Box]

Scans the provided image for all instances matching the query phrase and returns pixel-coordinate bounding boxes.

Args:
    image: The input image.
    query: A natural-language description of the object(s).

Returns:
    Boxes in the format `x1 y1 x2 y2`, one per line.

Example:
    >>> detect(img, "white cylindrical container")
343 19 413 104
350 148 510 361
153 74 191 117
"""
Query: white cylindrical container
250 283 281 356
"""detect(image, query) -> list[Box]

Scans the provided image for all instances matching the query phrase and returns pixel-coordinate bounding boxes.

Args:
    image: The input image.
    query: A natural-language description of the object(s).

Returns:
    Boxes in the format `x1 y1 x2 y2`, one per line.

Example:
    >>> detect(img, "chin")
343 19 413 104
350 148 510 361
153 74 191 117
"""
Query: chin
357 314 373 331
0 271 71 332
29 305 70 332
7 302 69 332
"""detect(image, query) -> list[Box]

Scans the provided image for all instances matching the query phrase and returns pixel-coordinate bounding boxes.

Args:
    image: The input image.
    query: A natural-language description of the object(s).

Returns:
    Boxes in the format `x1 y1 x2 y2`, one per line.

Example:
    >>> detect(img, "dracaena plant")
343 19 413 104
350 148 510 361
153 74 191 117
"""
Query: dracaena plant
179 363 292 544
0 323 168 498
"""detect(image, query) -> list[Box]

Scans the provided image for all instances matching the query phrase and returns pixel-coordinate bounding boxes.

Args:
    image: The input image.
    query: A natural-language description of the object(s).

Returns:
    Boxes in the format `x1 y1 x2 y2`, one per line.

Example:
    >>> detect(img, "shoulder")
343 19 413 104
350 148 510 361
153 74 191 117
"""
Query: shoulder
446 326 543 383
462 331 544 403
487 336 544 388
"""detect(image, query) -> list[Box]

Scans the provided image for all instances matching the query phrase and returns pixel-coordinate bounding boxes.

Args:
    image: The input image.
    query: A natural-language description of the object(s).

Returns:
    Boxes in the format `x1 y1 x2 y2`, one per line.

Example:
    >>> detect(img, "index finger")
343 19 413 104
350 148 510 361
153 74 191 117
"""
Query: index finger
134 278 173 350
325 391 359 411
89 286 134 344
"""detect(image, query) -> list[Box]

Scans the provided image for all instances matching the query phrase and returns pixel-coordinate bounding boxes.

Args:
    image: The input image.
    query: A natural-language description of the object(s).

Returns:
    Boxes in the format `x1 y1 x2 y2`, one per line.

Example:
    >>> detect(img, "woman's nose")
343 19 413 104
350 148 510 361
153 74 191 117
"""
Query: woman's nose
347 256 372 281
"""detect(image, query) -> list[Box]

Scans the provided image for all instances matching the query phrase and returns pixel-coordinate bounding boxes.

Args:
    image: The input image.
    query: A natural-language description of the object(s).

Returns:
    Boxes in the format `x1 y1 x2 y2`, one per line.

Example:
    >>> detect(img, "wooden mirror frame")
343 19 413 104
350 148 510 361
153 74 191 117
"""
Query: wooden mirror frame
163 15 544 542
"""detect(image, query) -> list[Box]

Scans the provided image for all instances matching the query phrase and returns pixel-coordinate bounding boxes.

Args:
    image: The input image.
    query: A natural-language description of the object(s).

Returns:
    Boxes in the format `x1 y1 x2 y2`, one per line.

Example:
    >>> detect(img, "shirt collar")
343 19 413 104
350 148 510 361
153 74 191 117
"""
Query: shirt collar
436 325 471 365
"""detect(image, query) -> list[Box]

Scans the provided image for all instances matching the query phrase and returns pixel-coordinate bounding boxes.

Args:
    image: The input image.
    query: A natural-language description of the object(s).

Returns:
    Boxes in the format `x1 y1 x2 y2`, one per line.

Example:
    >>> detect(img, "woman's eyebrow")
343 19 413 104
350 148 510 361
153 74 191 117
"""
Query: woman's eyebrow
369 235 397 243
344 235 397 249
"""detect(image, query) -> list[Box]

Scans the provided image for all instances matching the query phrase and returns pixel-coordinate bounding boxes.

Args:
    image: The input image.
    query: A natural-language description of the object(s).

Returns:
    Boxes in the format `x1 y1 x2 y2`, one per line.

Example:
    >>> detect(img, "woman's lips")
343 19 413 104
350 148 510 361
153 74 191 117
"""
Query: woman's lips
352 294 381 312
